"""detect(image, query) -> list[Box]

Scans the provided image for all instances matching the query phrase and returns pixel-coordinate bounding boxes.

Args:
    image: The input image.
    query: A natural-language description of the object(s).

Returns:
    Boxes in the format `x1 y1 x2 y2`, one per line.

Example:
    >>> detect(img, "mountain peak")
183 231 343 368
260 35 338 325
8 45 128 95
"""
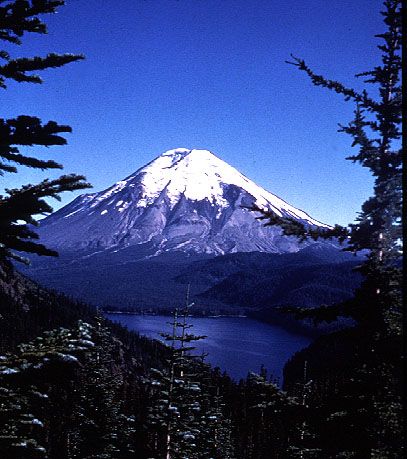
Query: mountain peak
39 147 329 256
132 147 247 208
152 147 222 170
161 147 215 158
160 147 191 158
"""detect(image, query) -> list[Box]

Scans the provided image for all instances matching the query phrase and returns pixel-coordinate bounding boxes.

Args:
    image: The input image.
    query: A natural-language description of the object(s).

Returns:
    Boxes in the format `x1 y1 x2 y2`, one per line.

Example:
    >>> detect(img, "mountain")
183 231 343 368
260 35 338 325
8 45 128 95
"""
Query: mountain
37 148 329 257
21 148 362 324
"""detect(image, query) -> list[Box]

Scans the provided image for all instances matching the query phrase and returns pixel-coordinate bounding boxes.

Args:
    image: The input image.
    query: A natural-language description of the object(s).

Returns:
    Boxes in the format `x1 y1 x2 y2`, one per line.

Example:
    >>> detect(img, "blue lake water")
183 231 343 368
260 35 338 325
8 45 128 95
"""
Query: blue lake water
107 314 311 383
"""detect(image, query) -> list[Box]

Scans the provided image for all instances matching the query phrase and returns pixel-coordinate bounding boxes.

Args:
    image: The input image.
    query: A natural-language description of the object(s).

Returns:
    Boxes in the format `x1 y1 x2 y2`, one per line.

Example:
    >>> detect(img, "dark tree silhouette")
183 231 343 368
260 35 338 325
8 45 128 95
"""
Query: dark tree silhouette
253 1 402 456
253 0 402 331
0 0 90 265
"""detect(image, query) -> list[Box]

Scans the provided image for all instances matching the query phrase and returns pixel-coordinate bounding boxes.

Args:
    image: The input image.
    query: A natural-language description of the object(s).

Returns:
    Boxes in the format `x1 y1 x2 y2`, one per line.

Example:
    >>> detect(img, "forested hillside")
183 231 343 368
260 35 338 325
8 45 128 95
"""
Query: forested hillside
0 266 313 458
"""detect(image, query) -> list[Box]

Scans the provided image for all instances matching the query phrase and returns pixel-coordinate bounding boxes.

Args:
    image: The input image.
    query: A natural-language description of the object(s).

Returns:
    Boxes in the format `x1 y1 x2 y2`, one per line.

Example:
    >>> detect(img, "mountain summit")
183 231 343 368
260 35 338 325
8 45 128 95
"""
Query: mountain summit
38 148 329 256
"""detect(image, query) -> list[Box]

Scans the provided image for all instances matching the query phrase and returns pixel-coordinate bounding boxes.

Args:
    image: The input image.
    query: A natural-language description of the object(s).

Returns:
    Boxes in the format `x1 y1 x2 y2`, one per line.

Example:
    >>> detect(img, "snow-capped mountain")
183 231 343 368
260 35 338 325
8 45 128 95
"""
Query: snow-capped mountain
38 148 330 256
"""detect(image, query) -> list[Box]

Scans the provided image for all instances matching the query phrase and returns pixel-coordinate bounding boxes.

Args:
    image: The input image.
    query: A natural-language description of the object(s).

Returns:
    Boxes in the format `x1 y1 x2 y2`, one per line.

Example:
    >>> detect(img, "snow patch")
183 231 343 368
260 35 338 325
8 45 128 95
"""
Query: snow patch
63 209 82 219
91 180 128 207
0 368 18 374
117 201 130 212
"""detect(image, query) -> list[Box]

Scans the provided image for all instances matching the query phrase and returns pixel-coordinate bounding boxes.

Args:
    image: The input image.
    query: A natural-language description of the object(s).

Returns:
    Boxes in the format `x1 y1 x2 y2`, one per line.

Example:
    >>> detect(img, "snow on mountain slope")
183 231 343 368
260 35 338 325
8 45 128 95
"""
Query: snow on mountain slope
38 148 330 256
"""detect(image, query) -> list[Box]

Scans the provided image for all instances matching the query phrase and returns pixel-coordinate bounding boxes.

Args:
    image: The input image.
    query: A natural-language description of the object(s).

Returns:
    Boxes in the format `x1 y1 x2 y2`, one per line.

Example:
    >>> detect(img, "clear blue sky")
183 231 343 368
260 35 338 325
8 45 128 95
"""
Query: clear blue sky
2 0 384 226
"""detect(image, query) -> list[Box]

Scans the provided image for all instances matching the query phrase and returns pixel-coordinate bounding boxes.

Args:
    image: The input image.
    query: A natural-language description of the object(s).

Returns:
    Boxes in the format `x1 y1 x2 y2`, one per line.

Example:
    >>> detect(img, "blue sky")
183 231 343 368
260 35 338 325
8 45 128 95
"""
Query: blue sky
2 0 384 225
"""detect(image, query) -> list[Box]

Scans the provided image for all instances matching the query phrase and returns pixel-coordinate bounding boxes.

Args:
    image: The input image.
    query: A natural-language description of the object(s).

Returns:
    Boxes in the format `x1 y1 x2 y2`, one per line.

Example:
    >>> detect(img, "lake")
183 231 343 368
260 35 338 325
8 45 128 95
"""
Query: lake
106 314 311 384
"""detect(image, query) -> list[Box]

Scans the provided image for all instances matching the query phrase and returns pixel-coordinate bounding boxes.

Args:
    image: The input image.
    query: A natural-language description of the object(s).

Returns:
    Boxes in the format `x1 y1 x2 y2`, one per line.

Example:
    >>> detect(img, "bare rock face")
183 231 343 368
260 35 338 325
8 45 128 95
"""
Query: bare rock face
38 148 329 257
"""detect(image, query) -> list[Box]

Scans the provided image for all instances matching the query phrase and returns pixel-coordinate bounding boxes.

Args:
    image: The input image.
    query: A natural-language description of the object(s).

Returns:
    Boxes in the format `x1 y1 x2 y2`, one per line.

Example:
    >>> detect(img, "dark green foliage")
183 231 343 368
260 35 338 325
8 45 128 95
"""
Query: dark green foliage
0 297 151 459
0 264 95 351
225 366 307 459
283 327 404 457
69 314 139 458
0 53 83 87
258 2 403 456
0 0 84 88
1 176 90 263
283 0 403 339
0 0 89 265
1 116 73 171
251 2 402 277
0 1 66 45
0 272 241 458
146 303 206 458
145 298 235 459
0 321 95 458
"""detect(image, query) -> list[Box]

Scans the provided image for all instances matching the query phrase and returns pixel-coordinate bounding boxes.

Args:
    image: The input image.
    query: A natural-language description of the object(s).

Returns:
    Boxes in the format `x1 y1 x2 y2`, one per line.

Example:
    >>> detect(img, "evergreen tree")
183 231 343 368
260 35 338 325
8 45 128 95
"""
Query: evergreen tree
285 362 321 459
0 321 95 458
195 373 236 459
234 367 299 459
70 313 138 458
253 1 403 455
146 292 235 459
0 0 90 265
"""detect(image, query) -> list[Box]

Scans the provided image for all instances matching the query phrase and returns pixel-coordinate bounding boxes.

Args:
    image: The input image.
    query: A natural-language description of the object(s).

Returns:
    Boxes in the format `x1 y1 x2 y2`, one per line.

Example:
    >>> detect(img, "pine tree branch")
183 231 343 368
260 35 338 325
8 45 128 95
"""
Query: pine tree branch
1 115 72 146
286 54 378 110
0 116 79 174
0 0 65 44
0 151 62 173
0 175 91 263
246 203 349 243
0 3 90 266
0 52 84 87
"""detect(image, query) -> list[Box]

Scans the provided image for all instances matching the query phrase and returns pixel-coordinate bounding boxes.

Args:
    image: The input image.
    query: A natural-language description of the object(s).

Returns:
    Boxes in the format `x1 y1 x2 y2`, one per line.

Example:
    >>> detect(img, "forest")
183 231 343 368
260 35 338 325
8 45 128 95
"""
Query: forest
0 1 403 458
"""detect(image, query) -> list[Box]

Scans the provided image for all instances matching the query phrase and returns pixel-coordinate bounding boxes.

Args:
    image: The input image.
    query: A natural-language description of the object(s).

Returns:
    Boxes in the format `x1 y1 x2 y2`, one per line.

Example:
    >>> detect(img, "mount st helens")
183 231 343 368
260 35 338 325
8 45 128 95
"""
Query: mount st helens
24 148 360 317
37 148 329 255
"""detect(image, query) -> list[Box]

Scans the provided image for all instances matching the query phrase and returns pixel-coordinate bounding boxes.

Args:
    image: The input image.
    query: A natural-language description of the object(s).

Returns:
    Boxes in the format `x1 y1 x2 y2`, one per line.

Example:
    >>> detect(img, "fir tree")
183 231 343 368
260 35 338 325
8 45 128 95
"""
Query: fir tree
0 0 90 265
252 1 403 455
0 321 95 458
196 375 236 459
285 362 321 459
234 367 299 459
146 292 216 459
70 313 138 458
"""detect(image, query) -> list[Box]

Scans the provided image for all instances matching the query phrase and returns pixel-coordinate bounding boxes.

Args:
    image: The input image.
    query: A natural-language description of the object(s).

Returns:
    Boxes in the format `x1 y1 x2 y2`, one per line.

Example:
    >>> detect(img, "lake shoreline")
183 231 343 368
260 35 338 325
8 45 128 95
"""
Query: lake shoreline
106 313 312 383
104 309 321 339
103 310 248 319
